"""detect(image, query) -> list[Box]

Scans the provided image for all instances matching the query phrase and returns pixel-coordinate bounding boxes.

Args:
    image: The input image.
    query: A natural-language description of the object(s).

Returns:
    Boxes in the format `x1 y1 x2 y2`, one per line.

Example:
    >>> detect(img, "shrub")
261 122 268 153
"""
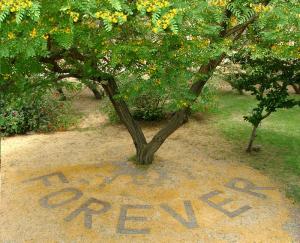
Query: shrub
191 84 218 113
101 90 166 123
131 92 166 121
0 91 77 136
102 82 217 123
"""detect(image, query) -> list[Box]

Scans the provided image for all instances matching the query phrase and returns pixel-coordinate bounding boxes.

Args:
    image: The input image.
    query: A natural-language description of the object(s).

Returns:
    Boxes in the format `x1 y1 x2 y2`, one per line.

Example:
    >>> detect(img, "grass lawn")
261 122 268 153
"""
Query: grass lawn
213 90 300 203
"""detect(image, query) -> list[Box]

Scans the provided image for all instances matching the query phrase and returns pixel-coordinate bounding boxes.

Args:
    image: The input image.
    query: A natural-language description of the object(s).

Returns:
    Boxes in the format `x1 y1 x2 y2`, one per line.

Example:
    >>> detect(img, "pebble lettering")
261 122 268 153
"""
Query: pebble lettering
24 171 274 234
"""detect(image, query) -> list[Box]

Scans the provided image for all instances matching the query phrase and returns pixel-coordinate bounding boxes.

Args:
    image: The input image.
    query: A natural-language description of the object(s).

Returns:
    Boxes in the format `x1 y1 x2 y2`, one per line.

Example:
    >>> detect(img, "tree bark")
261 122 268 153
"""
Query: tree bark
246 125 258 153
141 56 226 162
292 84 300 94
57 87 67 101
87 83 104 100
98 76 203 164
143 109 190 162
98 55 225 164
100 77 148 162
136 145 156 165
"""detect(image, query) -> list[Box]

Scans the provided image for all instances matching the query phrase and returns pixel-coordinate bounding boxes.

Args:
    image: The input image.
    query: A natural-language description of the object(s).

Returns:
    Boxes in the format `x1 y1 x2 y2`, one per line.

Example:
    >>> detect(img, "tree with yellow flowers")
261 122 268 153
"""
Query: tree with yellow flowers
0 0 299 164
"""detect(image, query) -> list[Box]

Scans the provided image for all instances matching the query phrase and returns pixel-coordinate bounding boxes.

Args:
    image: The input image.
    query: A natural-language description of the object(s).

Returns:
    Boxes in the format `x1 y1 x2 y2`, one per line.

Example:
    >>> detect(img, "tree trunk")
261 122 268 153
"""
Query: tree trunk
140 59 225 161
57 88 67 101
134 109 189 163
136 145 156 165
94 14 253 164
238 89 244 95
98 55 225 164
146 109 189 156
86 82 104 100
246 125 258 153
292 84 300 94
90 86 104 100
100 77 148 157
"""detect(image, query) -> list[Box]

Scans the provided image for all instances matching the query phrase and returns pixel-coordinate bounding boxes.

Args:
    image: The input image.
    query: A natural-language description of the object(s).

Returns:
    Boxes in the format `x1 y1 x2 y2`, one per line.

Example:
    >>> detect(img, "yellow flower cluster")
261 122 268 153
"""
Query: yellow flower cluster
153 9 178 32
177 100 188 108
208 0 229 7
0 0 32 12
136 0 170 13
2 74 12 80
248 44 256 52
30 28 37 38
250 3 271 13
85 20 97 29
49 26 71 34
197 38 211 48
229 16 238 26
155 79 161 86
69 11 80 23
7 32 15 40
95 11 127 24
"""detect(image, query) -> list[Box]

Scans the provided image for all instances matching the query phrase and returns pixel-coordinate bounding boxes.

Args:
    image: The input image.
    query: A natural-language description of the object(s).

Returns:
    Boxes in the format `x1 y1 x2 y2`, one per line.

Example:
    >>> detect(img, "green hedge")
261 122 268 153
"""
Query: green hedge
0 91 76 136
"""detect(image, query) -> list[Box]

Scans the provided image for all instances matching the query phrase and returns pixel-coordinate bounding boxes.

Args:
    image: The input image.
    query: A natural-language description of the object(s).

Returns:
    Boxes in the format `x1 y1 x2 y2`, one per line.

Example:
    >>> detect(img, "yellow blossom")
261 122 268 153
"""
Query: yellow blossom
0 0 33 13
250 3 271 13
95 11 127 25
69 11 79 22
136 0 170 12
153 9 178 32
208 0 229 7
30 28 37 38
8 32 15 40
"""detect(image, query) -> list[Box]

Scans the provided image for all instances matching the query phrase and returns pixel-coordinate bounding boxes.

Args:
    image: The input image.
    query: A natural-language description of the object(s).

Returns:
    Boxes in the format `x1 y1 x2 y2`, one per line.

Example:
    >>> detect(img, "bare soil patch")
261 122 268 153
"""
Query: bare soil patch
1 89 299 242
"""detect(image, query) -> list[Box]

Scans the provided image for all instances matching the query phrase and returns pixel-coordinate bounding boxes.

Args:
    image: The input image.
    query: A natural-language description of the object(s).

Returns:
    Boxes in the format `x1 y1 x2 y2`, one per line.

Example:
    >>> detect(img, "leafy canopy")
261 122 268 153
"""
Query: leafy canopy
0 0 299 108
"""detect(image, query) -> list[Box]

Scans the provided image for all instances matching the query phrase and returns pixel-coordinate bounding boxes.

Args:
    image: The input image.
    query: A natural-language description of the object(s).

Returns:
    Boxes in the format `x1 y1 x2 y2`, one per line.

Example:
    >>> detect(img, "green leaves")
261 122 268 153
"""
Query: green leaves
107 0 122 11
28 2 41 21
1 0 299 121
0 1 40 25
0 8 10 25
229 55 300 127
227 2 255 24
54 31 74 49
15 8 26 24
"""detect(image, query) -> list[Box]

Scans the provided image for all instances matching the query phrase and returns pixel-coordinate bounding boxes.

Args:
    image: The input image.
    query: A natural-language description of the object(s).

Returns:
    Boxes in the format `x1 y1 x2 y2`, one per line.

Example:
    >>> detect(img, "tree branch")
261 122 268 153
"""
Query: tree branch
222 15 258 38
97 76 148 150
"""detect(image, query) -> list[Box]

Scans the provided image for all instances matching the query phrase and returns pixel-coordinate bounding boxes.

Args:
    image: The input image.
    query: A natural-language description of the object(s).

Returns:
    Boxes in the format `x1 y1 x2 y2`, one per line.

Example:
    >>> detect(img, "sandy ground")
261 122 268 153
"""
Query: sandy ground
71 88 107 129
1 89 300 242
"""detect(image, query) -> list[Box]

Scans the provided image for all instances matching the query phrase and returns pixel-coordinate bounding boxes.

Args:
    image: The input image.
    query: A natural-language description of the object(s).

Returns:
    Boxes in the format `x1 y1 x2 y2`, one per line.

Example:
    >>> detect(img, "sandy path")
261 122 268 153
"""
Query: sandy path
71 88 107 129
1 89 299 242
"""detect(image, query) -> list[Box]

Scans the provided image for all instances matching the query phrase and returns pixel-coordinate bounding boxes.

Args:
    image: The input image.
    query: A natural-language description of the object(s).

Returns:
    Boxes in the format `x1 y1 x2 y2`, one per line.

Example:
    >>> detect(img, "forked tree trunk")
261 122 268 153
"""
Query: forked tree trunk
98 56 223 164
94 13 255 164
246 125 258 153
138 109 190 164
136 145 155 165
102 82 190 164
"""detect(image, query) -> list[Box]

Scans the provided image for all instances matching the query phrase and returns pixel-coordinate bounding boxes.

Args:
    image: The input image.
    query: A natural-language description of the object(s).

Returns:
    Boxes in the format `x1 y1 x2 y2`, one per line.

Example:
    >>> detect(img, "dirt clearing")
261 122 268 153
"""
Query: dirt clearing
1 89 299 242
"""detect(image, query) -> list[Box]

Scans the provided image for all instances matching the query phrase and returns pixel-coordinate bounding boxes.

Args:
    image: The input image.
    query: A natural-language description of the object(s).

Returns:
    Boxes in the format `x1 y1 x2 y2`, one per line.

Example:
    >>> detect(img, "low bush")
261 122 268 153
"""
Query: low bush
0 91 77 136
102 82 217 123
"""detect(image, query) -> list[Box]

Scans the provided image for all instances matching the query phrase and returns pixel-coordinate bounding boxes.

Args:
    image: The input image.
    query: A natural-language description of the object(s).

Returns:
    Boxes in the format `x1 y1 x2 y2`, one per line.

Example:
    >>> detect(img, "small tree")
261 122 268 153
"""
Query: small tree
1 0 299 164
231 57 300 152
